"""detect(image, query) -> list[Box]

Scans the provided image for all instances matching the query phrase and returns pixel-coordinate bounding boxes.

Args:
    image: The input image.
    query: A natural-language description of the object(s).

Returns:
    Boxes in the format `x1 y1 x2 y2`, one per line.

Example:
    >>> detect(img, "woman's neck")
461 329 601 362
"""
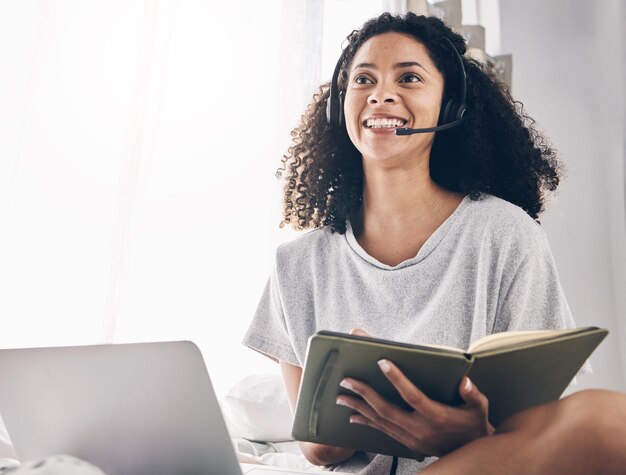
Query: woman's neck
351 162 464 266
357 161 460 229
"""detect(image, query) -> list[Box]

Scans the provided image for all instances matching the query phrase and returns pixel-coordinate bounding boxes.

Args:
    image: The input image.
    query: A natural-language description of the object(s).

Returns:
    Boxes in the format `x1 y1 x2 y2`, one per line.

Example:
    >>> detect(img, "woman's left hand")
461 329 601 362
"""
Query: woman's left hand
335 358 495 458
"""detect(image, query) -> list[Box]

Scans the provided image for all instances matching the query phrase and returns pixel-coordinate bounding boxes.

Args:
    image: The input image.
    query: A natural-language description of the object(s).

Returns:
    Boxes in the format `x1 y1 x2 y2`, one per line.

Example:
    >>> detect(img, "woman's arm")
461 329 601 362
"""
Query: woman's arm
280 361 356 466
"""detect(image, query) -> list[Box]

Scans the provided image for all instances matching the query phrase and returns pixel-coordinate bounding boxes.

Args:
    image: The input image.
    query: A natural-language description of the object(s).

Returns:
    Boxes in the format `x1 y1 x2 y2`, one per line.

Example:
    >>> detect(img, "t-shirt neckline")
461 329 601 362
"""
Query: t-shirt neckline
344 194 472 270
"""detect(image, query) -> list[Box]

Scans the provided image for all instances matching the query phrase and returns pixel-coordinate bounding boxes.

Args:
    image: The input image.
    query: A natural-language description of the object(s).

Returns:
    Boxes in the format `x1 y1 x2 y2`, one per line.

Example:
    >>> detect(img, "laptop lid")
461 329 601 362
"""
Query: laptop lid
0 341 243 475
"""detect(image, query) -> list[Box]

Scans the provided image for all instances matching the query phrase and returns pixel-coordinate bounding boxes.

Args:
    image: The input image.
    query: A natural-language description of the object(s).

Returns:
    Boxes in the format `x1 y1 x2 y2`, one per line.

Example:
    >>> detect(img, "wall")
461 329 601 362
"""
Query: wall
499 0 626 391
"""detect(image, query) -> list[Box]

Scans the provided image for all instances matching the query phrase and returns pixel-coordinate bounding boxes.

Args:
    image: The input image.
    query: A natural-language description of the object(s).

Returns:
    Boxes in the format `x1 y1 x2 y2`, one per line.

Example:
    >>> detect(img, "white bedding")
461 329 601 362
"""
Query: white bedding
234 439 330 472
0 456 105 474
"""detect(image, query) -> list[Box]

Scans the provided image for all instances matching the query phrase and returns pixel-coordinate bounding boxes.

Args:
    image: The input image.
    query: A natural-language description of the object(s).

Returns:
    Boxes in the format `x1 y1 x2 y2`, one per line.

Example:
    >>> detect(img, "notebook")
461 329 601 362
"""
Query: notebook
0 341 334 475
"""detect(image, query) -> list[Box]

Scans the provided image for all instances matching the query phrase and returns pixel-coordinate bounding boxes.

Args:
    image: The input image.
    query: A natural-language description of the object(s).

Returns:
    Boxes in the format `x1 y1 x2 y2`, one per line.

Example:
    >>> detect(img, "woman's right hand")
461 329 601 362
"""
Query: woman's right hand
345 328 494 457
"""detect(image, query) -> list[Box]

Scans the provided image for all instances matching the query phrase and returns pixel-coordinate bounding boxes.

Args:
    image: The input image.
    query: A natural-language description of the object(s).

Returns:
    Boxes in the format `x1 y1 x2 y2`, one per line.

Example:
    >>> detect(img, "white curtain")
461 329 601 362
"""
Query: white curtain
0 0 287 397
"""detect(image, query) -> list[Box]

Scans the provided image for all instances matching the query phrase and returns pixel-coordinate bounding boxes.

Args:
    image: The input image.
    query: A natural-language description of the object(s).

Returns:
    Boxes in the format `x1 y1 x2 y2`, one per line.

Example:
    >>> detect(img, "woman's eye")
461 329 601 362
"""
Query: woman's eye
401 73 422 83
354 75 373 85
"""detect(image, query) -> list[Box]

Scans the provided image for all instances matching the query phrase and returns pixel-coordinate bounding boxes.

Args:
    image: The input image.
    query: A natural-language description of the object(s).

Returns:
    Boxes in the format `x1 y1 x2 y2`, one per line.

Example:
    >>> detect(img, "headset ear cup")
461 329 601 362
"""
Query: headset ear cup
440 99 453 125
326 93 333 126
440 99 466 125
456 102 467 120
337 91 345 129
448 101 465 121
326 90 343 128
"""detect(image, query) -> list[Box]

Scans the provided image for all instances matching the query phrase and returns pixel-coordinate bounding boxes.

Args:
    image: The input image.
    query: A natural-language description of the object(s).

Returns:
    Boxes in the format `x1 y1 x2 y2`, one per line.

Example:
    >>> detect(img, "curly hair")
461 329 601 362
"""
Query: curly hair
277 12 561 234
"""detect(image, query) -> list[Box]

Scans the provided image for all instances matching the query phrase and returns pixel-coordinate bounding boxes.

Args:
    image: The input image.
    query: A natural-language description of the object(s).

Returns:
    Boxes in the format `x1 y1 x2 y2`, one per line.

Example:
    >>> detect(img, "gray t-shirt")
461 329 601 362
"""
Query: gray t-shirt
243 193 579 473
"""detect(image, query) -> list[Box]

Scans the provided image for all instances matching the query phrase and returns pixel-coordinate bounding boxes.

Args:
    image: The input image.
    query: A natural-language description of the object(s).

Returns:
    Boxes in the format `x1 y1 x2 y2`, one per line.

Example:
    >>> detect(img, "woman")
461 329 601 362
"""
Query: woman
243 12 626 474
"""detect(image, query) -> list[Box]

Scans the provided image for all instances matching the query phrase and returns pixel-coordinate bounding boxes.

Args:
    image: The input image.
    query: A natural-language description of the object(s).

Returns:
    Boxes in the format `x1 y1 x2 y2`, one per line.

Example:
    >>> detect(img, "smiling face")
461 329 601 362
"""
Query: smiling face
343 32 445 166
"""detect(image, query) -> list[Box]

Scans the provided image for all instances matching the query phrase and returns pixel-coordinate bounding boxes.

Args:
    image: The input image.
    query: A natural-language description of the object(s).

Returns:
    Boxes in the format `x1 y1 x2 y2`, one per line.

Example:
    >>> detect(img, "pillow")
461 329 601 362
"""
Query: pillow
221 373 294 442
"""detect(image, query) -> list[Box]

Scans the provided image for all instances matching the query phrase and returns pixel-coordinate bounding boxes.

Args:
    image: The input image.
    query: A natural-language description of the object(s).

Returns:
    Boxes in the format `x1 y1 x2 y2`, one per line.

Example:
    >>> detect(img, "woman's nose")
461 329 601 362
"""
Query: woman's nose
368 83 398 105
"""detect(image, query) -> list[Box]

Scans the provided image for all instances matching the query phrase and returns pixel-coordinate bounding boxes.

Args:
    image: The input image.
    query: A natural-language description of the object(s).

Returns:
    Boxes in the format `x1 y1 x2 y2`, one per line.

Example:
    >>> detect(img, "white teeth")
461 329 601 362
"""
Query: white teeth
366 118 406 128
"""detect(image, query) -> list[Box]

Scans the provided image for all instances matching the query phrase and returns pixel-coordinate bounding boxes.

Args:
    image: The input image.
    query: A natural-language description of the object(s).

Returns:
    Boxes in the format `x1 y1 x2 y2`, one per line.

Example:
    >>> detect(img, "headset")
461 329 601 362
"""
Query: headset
325 37 467 135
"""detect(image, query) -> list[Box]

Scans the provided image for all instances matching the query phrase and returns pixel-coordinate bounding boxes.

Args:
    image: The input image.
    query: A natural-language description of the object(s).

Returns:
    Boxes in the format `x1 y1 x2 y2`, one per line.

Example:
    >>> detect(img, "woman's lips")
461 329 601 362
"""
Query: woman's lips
362 117 408 135
365 126 401 134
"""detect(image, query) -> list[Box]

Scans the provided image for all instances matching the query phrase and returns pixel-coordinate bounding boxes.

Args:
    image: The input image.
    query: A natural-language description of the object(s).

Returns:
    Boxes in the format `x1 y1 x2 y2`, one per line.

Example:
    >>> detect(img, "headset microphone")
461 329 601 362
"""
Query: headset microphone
395 116 465 135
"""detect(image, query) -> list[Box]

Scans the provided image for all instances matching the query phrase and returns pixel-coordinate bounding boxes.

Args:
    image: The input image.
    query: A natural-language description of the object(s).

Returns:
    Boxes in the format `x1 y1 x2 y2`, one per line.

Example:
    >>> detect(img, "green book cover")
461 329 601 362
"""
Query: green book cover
292 326 608 459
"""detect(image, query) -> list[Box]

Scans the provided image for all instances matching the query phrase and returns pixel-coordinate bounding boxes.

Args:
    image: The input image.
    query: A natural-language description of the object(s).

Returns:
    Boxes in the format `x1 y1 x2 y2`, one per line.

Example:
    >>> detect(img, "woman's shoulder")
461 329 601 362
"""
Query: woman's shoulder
274 226 339 272
464 193 548 247
468 193 541 227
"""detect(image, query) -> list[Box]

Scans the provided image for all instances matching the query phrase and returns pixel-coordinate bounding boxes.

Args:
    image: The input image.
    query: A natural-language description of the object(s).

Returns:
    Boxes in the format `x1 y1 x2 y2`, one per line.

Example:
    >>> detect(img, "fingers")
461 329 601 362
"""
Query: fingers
336 390 385 422
337 394 417 449
339 377 406 423
377 359 444 421
458 377 494 434
348 413 416 449
458 377 489 411
338 377 426 442
350 328 372 337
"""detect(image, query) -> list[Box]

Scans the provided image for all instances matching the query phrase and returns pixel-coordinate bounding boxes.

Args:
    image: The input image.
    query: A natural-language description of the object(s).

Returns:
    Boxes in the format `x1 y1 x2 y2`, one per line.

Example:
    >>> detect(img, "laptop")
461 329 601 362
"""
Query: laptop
0 341 338 475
